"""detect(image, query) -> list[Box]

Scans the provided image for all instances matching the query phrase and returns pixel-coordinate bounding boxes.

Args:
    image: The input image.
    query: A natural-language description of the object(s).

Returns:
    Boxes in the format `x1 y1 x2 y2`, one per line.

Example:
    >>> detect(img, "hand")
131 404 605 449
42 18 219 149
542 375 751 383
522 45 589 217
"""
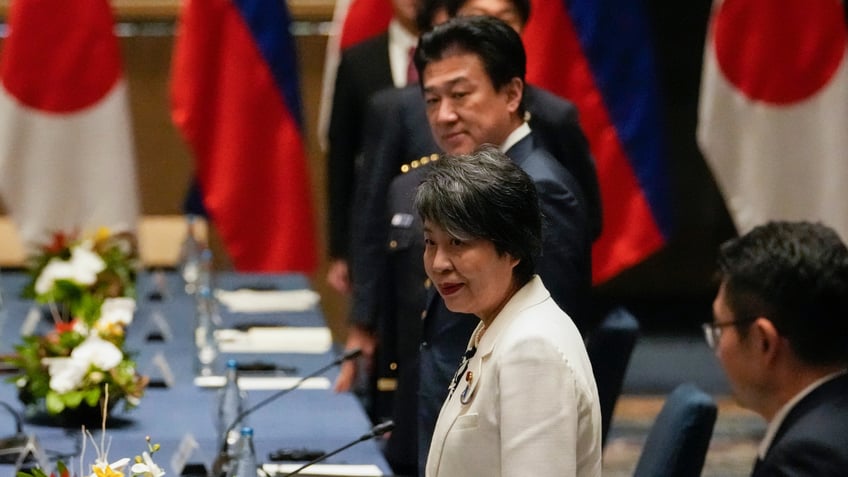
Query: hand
326 259 351 294
333 325 377 392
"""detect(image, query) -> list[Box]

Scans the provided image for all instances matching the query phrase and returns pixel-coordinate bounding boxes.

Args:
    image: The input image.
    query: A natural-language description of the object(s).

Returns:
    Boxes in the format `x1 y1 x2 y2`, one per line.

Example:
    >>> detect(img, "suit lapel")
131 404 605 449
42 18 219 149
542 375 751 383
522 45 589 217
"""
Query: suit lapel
505 133 536 168
762 372 848 461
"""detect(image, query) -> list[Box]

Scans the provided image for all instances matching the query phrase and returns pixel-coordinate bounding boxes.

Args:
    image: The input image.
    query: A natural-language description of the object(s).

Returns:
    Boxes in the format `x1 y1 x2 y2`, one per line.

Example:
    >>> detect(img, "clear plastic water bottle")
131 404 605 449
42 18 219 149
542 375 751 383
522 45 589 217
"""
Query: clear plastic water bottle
218 360 246 450
195 287 219 376
225 427 258 477
196 248 214 298
179 214 202 294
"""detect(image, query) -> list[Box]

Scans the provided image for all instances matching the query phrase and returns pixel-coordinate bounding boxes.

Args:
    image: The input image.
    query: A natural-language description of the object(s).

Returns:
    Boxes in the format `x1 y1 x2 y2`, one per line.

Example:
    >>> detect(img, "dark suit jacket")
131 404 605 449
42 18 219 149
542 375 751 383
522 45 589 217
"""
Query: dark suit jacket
376 133 591 473
752 372 848 476
326 33 394 259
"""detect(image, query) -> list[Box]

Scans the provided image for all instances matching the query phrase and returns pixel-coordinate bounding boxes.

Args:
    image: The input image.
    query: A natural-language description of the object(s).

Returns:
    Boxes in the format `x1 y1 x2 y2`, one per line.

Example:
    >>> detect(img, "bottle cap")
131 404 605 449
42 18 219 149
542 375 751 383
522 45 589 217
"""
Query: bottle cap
240 427 253 436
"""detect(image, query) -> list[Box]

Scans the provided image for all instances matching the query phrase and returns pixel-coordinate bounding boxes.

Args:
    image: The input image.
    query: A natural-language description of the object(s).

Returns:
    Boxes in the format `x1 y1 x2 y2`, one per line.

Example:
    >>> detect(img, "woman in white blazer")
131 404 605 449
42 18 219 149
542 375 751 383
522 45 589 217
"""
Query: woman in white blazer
415 148 602 477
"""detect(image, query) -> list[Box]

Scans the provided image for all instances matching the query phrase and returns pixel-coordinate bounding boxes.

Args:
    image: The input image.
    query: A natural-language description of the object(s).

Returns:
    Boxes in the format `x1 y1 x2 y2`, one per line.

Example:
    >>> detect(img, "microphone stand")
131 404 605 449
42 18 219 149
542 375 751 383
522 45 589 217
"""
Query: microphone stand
282 421 395 477
210 348 362 477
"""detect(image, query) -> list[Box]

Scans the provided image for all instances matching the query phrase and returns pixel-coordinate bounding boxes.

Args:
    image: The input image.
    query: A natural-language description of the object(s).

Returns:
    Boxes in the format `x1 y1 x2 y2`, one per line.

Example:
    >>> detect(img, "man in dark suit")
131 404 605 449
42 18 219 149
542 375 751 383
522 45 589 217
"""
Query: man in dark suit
709 221 848 476
324 0 420 295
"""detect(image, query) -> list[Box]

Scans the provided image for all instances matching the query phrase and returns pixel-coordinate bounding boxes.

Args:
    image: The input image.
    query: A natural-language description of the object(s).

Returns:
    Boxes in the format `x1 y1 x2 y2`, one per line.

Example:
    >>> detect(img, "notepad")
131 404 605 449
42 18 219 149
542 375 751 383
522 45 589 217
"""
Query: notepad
215 288 320 313
215 326 332 354
193 375 331 390
262 463 384 476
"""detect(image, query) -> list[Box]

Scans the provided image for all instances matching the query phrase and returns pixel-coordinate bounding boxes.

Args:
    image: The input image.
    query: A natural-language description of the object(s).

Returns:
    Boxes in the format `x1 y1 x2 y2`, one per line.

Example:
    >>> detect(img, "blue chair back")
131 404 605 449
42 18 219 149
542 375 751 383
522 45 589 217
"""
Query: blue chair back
633 382 718 477
586 306 639 446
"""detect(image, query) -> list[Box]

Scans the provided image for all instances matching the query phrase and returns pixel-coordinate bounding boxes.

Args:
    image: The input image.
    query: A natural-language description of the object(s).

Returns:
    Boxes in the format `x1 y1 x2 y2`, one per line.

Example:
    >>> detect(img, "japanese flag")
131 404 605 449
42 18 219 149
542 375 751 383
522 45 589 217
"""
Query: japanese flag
698 0 848 240
0 0 139 249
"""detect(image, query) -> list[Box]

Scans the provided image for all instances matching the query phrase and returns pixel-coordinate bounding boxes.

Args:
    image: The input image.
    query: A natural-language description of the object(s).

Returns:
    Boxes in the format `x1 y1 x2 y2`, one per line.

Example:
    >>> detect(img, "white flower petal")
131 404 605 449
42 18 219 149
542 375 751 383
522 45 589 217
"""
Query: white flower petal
68 244 106 285
43 357 88 393
99 297 136 326
34 259 73 294
71 335 123 371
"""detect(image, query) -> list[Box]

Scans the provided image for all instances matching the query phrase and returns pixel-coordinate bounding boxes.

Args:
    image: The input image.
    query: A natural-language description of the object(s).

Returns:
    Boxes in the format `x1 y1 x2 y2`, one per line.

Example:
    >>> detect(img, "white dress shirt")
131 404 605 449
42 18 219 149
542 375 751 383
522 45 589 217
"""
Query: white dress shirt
387 20 418 88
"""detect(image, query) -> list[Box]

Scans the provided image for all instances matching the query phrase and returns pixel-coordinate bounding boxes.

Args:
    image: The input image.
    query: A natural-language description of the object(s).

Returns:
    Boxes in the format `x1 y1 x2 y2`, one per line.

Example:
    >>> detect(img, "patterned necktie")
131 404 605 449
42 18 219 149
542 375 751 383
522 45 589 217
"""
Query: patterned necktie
447 345 476 400
406 46 419 85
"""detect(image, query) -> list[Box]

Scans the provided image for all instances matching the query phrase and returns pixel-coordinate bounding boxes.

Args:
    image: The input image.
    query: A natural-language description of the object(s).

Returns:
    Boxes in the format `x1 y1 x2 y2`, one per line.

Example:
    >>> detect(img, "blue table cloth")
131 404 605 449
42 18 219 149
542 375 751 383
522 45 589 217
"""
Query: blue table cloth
0 270 391 475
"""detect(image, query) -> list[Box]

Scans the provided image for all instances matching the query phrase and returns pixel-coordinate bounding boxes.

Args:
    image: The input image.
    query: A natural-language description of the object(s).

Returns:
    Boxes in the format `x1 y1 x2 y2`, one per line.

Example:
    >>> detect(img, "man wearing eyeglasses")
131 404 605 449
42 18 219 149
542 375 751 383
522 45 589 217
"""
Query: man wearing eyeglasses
707 221 848 476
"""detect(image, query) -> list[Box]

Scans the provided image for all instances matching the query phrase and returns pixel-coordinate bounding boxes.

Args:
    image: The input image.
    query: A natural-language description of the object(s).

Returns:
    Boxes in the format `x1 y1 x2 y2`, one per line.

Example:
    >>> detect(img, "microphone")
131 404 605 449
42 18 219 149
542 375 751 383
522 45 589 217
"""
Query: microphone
210 348 362 477
0 401 28 465
281 421 395 476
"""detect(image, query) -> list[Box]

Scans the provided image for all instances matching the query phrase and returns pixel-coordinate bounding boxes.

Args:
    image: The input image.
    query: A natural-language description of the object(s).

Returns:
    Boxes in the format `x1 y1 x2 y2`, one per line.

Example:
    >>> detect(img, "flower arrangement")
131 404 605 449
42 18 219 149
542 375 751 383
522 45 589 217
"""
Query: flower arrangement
23 229 138 321
4 229 147 418
18 388 165 477
18 435 165 477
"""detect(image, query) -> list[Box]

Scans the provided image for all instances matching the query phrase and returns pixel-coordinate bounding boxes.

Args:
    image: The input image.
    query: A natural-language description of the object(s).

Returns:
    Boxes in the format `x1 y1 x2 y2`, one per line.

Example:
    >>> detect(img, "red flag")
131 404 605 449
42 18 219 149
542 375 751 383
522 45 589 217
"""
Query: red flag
0 0 139 248
171 0 317 273
339 0 394 49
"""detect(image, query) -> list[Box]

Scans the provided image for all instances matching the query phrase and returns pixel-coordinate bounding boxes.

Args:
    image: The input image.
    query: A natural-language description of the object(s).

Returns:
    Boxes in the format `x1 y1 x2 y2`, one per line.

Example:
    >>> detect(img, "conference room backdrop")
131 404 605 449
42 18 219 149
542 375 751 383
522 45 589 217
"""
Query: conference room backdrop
0 0 732 335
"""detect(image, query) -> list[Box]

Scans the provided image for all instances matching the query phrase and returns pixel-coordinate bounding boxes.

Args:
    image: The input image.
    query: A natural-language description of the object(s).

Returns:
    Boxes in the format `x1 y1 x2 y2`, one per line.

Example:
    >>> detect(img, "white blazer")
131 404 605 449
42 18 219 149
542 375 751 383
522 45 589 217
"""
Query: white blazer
425 276 602 477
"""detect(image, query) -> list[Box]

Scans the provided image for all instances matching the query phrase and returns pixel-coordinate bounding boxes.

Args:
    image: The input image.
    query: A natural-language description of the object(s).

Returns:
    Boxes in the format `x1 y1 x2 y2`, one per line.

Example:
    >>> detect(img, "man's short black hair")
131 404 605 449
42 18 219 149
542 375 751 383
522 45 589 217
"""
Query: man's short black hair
414 15 526 92
717 221 848 366
444 0 531 26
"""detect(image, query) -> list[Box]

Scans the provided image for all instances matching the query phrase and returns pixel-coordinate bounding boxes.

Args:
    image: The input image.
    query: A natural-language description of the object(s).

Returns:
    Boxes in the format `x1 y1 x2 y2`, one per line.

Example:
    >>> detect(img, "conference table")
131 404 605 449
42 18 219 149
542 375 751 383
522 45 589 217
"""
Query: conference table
0 270 392 476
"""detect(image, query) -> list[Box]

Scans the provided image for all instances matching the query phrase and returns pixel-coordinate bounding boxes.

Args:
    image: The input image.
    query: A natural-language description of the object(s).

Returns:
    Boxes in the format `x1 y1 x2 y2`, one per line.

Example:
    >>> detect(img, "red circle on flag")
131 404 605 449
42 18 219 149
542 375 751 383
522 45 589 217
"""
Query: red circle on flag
713 0 847 105
0 0 121 113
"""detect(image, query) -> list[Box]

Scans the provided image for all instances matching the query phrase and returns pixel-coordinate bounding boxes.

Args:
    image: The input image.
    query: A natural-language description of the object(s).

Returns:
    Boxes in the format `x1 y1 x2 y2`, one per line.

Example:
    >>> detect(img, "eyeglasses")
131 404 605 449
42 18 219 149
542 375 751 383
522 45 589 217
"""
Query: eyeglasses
701 318 755 349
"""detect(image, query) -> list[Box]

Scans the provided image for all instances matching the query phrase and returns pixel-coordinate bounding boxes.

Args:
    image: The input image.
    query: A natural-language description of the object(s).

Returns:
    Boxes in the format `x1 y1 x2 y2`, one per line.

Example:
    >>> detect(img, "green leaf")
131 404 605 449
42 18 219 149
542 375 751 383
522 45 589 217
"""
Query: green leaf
17 469 48 477
63 390 84 408
45 391 65 414
84 386 102 407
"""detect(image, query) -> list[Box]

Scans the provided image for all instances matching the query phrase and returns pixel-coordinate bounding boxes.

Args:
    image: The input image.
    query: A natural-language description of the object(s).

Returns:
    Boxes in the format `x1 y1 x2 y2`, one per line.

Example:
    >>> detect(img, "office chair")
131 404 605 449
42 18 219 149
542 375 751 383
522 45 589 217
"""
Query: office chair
633 382 718 477
586 306 640 446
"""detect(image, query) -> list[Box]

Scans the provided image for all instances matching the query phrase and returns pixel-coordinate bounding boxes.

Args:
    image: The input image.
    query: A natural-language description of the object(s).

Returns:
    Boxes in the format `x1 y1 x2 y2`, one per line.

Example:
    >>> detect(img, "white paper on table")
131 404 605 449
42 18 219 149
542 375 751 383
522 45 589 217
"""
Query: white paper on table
262 463 384 476
215 326 332 354
215 288 320 313
193 375 331 390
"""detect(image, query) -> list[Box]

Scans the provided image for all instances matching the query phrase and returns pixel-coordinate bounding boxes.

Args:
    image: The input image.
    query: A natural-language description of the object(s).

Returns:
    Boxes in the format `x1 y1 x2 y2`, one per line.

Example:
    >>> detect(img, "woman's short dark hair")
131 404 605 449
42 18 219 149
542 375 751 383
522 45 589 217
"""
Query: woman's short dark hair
414 146 542 285
717 221 848 366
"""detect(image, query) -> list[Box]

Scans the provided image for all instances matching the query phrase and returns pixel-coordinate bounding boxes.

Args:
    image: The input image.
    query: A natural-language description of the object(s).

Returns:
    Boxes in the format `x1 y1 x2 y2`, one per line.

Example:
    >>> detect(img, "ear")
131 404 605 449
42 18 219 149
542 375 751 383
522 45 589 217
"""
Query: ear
752 317 781 365
503 77 523 114
509 255 520 269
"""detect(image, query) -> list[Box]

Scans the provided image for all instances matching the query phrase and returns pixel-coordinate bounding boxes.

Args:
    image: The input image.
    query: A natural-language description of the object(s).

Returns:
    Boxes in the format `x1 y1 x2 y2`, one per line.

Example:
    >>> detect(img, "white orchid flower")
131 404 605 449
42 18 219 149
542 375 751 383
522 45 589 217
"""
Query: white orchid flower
43 356 88 393
72 335 123 371
100 297 136 327
34 260 74 295
33 242 106 295
68 242 106 283
89 457 130 477
131 451 166 477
